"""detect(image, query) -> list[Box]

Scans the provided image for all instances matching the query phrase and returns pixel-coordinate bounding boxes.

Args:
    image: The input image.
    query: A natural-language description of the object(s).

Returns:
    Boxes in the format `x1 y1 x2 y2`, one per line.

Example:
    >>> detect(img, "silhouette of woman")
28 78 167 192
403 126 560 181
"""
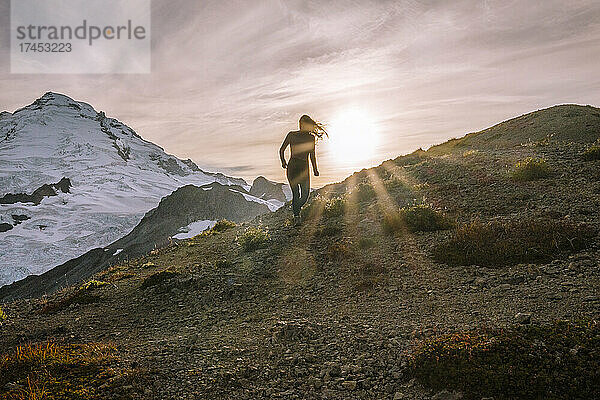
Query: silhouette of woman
279 115 327 223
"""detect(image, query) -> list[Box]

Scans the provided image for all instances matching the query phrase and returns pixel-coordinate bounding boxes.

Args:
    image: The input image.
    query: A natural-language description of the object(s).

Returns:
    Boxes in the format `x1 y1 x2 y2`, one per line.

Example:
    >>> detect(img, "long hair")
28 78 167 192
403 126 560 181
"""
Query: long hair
300 114 328 140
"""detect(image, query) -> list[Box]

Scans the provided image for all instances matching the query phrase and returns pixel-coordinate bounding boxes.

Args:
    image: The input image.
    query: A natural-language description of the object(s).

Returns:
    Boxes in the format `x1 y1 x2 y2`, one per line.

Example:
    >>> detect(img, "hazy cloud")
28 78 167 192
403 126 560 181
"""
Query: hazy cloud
1 0 600 184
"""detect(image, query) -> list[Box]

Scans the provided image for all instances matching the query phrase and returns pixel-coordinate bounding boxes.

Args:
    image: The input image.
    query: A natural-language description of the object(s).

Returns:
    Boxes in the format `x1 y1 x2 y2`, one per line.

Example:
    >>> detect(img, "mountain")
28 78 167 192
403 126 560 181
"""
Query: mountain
428 104 600 154
2 105 599 398
0 182 272 301
250 176 292 204
0 92 282 287
0 105 599 399
0 179 290 301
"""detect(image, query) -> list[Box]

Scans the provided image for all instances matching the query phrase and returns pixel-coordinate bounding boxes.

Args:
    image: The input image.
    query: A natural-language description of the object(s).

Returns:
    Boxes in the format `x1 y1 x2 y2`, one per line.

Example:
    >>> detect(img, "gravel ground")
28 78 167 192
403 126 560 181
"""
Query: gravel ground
1 141 599 399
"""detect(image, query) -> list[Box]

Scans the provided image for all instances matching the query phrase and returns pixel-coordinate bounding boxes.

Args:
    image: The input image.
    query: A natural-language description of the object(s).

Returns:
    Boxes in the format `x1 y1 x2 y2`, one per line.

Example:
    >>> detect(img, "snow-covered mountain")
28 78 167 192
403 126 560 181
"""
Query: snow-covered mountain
0 92 284 287
0 181 277 301
249 176 292 205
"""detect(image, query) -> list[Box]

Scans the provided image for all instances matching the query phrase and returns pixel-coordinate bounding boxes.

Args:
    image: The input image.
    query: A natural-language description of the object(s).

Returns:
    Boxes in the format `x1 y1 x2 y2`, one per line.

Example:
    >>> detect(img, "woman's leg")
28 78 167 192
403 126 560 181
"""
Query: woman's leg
287 158 309 217
290 182 301 216
298 173 310 210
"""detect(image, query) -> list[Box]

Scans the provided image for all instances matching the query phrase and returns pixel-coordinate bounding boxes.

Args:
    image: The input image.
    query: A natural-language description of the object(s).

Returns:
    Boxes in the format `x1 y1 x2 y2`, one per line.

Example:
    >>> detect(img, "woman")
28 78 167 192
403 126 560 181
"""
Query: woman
279 115 327 223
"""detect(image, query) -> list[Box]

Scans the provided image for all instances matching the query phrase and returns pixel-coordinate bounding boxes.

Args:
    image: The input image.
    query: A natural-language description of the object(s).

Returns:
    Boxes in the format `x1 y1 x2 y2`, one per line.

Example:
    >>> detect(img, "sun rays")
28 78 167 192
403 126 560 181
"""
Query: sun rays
275 154 433 289
276 188 334 286
274 143 487 290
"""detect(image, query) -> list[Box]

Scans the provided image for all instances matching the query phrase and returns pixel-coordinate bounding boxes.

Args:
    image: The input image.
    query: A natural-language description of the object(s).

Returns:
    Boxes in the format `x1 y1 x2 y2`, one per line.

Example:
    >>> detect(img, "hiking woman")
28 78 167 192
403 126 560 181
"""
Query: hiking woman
279 115 327 223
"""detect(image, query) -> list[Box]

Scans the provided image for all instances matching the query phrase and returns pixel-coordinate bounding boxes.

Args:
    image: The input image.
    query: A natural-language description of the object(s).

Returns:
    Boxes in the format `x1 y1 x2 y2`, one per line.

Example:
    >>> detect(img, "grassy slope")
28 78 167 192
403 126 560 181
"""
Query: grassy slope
427 104 600 155
1 107 600 399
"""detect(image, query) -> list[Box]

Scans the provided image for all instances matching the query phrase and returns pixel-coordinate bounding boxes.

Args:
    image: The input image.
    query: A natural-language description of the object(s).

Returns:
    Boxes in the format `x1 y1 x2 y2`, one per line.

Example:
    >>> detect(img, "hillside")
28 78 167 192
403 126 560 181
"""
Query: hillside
1 106 600 399
428 104 600 154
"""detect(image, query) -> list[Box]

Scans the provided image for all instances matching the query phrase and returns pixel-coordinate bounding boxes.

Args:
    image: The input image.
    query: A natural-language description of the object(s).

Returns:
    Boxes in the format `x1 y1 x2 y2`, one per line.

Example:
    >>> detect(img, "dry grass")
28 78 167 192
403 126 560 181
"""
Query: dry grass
352 183 376 203
302 195 346 220
0 341 120 399
185 219 236 246
409 320 600 400
79 280 109 290
382 205 452 234
211 219 236 232
237 227 270 252
433 218 594 267
105 270 135 282
510 157 551 181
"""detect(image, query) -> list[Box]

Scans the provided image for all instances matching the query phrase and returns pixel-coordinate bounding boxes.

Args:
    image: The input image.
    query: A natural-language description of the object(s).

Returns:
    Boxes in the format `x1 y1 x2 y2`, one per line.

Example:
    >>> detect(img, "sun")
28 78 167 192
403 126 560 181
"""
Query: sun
326 108 379 166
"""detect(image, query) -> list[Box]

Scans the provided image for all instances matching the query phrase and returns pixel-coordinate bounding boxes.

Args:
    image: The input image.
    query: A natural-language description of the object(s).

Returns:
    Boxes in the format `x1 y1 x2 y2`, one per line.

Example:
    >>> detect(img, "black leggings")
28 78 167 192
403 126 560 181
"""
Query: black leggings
286 158 310 216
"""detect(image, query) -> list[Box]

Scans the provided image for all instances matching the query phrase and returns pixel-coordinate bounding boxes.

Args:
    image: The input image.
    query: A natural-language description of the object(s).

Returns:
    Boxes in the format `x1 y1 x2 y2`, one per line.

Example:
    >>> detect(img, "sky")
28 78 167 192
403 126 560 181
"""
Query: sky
1 0 600 186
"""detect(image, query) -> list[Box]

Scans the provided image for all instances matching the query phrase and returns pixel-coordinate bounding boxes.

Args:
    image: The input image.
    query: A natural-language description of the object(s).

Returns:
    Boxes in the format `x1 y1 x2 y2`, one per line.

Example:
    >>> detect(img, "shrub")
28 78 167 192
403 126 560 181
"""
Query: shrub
409 320 600 400
238 227 270 252
106 271 135 282
462 149 480 157
323 197 346 218
382 212 404 234
0 306 6 321
186 220 237 246
302 195 346 220
376 168 393 180
400 205 452 232
383 205 452 233
40 279 108 314
79 280 109 290
582 145 600 161
211 219 236 232
140 269 178 289
353 183 376 203
433 218 594 267
392 151 427 166
141 262 157 268
510 157 551 181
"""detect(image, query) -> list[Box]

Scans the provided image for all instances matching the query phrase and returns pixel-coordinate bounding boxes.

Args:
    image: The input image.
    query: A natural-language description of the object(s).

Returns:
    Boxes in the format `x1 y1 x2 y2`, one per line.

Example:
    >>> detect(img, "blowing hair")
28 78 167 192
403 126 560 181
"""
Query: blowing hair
299 114 328 139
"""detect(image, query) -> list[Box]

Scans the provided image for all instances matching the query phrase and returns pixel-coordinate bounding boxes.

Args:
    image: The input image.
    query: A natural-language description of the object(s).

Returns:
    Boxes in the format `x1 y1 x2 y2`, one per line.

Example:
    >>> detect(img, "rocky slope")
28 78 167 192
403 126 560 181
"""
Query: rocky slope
1 105 599 399
0 92 285 287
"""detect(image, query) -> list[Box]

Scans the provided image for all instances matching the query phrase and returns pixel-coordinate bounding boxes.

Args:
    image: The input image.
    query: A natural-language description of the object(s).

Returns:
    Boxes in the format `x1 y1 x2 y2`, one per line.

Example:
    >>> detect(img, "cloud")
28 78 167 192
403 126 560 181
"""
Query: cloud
1 0 600 184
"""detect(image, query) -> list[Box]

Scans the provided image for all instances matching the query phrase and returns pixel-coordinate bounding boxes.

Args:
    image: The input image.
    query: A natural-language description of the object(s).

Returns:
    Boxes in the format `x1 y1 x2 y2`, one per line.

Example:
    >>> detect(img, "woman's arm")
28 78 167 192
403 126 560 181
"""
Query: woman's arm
279 132 290 168
309 138 319 176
